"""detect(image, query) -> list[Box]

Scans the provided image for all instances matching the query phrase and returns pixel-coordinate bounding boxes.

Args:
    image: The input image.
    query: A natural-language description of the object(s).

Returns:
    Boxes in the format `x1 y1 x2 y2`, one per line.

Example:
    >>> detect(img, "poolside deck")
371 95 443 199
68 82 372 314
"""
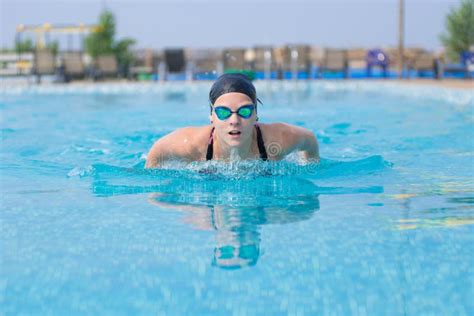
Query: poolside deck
390 79 473 90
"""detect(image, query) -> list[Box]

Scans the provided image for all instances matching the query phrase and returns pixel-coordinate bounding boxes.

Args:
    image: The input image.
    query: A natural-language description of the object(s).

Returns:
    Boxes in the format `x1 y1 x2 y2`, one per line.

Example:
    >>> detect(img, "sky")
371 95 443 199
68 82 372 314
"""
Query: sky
0 0 461 50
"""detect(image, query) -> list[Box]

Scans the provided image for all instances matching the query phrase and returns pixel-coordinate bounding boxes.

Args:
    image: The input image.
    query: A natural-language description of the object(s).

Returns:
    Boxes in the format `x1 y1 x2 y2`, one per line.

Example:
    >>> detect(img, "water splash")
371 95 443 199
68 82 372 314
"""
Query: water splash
70 155 389 199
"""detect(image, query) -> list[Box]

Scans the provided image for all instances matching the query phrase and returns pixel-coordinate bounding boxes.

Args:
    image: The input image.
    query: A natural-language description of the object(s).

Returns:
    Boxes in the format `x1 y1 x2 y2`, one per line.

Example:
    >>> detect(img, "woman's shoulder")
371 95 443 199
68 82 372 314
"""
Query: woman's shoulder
259 122 299 139
146 125 213 167
259 122 314 151
171 125 213 139
260 122 312 136
154 125 212 154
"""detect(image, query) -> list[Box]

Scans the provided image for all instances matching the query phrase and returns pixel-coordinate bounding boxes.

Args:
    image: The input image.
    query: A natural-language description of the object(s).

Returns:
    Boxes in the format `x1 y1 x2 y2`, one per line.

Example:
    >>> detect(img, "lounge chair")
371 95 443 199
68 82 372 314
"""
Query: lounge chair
408 51 440 78
366 49 389 78
161 48 187 81
442 51 473 79
33 49 56 83
93 54 118 80
385 47 403 77
129 49 158 80
280 45 312 79
347 48 368 78
272 47 285 79
309 47 323 79
318 48 348 79
223 48 250 72
221 48 256 79
60 52 85 82
253 46 277 80
188 48 222 80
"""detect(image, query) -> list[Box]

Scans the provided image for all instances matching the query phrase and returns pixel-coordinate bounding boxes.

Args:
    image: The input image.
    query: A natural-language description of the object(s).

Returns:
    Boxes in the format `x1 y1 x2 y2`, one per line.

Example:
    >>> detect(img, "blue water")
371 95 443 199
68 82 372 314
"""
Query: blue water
1 82 473 315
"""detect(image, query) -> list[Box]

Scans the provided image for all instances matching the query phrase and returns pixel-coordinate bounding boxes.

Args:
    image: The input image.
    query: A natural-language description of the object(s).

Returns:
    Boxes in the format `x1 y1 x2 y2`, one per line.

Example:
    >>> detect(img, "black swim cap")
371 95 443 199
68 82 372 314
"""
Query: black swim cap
209 73 261 106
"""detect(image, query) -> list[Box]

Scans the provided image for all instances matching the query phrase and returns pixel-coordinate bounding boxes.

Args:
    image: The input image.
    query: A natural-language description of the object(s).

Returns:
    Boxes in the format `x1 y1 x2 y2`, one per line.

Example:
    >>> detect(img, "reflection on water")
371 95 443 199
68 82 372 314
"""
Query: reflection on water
85 160 386 269
148 177 320 270
164 91 187 102
447 196 474 204
394 193 474 230
396 216 474 230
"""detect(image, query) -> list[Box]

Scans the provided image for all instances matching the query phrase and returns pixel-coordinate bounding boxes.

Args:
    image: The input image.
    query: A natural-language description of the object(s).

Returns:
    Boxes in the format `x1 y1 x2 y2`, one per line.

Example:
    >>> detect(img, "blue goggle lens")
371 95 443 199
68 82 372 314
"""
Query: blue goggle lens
214 105 254 120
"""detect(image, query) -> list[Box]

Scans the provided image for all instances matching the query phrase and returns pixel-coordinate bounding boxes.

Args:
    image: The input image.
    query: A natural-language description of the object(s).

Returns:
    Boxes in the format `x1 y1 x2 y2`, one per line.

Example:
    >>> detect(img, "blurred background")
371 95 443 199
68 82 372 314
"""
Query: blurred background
0 0 472 82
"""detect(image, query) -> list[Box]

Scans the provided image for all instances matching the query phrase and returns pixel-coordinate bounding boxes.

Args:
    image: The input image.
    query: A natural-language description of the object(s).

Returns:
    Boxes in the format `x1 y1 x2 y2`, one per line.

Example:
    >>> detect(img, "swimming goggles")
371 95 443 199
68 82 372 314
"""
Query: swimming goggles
213 105 255 120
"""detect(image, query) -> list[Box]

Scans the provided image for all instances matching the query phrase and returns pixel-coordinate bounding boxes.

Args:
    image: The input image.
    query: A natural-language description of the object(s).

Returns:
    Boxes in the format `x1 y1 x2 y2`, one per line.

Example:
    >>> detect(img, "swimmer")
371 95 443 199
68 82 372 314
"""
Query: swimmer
145 73 319 168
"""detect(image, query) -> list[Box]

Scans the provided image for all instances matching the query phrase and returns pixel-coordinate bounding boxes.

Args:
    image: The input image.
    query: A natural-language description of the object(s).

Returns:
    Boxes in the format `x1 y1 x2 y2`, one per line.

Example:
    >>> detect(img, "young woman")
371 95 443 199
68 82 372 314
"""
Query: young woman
145 73 319 168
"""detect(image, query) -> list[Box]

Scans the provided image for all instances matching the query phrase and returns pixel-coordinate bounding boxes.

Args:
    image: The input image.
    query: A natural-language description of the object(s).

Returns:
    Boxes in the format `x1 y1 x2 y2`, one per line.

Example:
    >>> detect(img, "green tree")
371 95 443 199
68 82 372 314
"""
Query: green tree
85 10 115 57
14 39 59 54
15 38 34 53
114 38 136 73
85 10 136 74
46 41 59 55
440 0 474 62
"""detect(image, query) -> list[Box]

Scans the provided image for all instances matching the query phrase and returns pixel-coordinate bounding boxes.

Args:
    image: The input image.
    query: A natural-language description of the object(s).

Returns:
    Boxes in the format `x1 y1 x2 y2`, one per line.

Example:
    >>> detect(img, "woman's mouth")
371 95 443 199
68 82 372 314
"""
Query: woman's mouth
228 130 241 137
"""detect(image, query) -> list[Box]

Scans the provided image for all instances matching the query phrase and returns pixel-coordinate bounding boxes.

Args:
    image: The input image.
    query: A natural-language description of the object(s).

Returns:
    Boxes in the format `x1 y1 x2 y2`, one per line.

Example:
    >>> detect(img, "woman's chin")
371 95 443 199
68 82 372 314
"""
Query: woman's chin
224 135 244 146
226 140 242 148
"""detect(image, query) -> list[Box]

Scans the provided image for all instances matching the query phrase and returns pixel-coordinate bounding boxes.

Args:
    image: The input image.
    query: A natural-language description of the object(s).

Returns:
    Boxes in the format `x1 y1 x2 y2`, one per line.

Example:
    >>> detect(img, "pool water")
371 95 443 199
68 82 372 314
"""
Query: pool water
1 82 473 315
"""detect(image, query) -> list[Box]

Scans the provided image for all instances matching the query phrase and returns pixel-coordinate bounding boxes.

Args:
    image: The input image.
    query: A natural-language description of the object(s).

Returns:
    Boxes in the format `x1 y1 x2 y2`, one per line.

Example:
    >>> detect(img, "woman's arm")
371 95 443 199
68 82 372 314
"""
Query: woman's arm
145 139 168 168
145 128 196 168
270 123 319 162
300 130 319 162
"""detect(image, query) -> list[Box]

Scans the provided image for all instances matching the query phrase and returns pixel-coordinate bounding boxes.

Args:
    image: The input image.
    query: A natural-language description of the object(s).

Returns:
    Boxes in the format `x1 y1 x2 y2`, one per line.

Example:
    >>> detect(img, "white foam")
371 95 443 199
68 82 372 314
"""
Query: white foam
0 81 472 107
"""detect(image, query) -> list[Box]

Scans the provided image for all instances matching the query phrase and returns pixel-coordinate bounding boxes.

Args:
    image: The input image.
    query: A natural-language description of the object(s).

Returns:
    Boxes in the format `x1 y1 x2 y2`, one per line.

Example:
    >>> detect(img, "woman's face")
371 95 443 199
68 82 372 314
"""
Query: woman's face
211 92 257 148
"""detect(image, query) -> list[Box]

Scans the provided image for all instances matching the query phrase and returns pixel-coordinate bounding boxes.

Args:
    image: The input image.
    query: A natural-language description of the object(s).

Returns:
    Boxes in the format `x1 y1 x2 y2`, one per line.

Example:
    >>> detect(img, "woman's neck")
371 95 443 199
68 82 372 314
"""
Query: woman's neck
214 128 256 160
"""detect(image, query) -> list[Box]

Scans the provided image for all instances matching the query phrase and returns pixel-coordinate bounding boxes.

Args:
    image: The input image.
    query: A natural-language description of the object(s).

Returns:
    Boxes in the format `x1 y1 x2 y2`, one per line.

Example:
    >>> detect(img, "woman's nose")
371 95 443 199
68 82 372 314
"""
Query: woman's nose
228 113 241 124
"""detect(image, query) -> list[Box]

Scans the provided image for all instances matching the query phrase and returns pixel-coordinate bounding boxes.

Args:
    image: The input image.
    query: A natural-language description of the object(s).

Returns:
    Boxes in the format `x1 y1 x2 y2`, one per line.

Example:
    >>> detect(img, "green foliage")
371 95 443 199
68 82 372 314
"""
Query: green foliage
440 0 474 62
85 10 116 58
46 41 59 55
115 38 136 70
15 38 58 54
85 10 136 73
15 38 34 53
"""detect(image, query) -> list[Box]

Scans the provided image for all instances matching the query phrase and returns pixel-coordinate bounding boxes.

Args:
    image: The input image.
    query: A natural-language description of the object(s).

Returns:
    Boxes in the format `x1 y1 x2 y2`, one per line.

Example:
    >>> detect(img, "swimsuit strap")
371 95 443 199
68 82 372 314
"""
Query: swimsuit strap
206 127 215 161
255 124 268 161
206 125 268 161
